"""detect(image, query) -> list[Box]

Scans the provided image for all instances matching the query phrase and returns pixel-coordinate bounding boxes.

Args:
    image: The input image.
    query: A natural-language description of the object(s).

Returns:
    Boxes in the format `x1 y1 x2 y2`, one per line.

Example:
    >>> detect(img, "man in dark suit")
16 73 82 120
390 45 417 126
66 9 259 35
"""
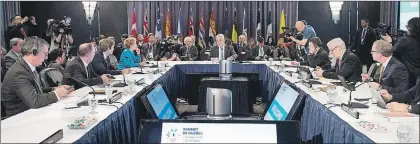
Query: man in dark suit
179 36 199 61
1 36 72 117
234 34 251 61
299 37 331 70
361 40 409 94
4 38 23 70
141 33 159 61
62 43 111 89
314 38 362 82
251 37 271 61
209 34 238 60
352 18 376 73
380 77 420 114
4 16 40 50
1 47 7 82
91 39 130 75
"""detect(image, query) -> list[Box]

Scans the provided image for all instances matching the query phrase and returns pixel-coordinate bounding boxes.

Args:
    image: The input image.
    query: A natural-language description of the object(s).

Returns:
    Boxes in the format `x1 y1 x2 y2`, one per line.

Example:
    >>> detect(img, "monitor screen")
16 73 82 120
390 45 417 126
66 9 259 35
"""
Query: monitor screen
399 2 419 31
146 84 178 119
264 83 300 120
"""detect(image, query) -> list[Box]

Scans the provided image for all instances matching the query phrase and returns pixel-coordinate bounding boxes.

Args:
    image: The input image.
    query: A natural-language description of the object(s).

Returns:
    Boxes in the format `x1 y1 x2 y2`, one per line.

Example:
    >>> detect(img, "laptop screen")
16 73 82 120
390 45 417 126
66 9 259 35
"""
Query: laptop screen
146 84 178 119
264 83 300 120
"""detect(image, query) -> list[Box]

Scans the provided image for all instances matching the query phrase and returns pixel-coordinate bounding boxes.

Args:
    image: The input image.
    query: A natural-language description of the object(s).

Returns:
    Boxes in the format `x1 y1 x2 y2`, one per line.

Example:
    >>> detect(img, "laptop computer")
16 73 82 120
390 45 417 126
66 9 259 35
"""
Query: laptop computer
138 119 301 143
369 89 387 109
263 81 306 120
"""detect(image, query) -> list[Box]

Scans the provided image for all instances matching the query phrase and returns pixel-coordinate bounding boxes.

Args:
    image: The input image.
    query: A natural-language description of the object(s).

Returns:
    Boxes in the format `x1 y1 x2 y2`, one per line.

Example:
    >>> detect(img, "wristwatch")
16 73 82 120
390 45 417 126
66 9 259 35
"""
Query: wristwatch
408 105 412 113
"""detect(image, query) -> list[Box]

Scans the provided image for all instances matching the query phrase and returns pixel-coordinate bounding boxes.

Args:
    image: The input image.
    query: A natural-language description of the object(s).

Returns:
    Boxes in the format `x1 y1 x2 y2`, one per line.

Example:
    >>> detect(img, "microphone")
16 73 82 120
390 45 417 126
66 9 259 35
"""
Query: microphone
63 73 96 99
113 73 128 87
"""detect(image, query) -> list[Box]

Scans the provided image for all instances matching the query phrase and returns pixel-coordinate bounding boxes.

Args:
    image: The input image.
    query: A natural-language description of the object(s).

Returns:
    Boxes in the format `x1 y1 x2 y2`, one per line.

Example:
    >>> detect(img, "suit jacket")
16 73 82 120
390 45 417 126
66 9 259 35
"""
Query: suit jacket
141 43 159 61
353 27 376 65
179 45 199 61
301 48 331 70
91 52 121 75
1 59 57 117
251 45 271 60
62 57 103 89
234 43 251 60
323 50 362 82
4 51 22 69
391 77 420 114
392 36 420 87
209 45 238 60
379 57 410 94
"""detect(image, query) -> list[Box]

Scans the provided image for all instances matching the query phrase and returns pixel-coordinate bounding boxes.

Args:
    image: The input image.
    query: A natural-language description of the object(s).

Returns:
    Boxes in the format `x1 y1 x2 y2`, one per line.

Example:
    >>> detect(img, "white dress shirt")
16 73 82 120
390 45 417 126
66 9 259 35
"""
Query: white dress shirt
81 59 89 78
218 45 225 60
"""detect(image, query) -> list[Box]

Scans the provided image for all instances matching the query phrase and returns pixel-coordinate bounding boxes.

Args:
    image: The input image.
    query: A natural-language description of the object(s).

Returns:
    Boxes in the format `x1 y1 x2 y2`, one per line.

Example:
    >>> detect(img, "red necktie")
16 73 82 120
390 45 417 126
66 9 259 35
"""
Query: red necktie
20 28 27 39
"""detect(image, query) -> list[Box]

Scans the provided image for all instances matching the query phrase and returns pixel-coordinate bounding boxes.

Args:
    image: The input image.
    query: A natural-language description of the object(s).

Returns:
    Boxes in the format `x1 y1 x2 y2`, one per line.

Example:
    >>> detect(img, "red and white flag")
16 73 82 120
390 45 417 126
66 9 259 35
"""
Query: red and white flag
143 9 149 43
131 8 138 41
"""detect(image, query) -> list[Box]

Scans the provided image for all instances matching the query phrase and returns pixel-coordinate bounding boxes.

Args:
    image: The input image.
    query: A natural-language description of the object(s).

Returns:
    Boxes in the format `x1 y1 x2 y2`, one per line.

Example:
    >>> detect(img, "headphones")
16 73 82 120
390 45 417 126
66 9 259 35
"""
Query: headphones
32 37 40 56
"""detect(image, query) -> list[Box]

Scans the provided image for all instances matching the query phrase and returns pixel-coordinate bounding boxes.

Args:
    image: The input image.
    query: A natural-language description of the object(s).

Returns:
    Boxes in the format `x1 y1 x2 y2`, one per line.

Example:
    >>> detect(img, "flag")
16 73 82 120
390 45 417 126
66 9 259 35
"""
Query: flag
189 8 194 36
279 9 286 44
131 8 138 41
242 8 247 36
155 5 162 39
177 6 183 40
165 8 171 38
231 8 238 43
143 9 149 43
266 9 272 42
256 8 261 38
208 7 216 46
198 7 206 49
223 6 229 36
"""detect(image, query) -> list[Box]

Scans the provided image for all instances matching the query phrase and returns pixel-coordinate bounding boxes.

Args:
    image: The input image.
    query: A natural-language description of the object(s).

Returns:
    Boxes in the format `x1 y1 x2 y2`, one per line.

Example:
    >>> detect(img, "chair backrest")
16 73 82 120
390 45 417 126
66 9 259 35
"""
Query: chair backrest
39 68 63 87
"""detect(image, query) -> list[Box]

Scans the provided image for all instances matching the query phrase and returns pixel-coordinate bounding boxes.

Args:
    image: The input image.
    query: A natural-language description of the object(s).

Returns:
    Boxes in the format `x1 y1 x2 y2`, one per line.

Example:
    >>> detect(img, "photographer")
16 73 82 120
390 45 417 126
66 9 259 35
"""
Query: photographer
382 17 420 87
159 37 181 61
287 21 316 56
5 15 40 49
179 36 198 61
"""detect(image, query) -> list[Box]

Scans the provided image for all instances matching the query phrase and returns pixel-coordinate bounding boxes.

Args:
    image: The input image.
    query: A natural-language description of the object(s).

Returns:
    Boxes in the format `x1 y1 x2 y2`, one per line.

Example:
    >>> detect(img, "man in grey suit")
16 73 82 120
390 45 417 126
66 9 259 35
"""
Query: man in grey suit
179 36 199 61
141 33 159 61
4 38 23 69
234 34 252 61
210 34 238 60
251 37 271 61
1 36 73 117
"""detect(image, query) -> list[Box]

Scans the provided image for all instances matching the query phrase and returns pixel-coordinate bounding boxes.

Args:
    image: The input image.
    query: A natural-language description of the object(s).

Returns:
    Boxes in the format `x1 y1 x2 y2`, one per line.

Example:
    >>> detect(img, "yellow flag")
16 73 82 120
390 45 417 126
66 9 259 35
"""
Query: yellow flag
231 8 238 43
279 9 286 44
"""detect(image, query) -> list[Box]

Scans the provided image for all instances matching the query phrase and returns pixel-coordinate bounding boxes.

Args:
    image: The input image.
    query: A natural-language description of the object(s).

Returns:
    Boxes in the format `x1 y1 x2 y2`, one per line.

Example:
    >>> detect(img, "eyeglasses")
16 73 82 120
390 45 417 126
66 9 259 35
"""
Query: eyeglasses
329 46 339 53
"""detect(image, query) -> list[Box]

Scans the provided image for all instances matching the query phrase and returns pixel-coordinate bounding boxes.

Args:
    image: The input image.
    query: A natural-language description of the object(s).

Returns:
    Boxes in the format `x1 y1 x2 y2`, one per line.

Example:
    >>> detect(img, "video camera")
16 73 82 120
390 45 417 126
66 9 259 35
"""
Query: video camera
284 27 303 40
156 35 182 53
48 16 72 35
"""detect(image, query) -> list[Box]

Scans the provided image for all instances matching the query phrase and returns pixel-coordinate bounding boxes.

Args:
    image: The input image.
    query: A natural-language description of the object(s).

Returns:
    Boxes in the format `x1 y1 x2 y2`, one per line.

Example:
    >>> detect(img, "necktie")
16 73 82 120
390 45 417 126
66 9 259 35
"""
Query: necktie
361 28 367 43
85 67 89 78
20 28 27 39
338 59 342 69
378 65 384 83
222 47 225 60
33 70 43 93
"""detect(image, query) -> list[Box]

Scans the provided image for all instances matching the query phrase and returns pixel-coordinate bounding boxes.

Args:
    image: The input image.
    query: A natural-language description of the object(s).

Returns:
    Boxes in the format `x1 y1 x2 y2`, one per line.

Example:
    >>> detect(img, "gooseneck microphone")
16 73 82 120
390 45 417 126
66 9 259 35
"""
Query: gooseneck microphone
63 73 96 99
113 73 128 87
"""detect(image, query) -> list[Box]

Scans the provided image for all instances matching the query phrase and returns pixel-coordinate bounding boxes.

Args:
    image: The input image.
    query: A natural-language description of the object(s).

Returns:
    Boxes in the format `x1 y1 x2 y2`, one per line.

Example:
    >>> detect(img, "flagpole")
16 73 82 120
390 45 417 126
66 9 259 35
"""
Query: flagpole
97 2 100 36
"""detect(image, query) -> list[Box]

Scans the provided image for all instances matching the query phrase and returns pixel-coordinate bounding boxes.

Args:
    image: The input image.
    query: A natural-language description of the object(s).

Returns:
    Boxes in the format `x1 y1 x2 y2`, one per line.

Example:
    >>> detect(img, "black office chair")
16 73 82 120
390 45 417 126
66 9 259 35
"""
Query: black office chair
39 68 63 87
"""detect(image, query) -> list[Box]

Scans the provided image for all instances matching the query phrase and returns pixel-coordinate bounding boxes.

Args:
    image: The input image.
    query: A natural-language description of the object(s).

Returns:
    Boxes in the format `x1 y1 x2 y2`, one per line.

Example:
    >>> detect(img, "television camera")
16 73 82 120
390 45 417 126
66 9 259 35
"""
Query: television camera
47 16 72 36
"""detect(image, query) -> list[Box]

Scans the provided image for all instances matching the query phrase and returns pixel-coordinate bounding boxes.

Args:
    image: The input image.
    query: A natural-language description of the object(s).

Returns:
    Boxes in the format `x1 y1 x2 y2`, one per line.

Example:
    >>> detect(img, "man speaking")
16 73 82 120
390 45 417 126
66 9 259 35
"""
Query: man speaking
287 20 316 56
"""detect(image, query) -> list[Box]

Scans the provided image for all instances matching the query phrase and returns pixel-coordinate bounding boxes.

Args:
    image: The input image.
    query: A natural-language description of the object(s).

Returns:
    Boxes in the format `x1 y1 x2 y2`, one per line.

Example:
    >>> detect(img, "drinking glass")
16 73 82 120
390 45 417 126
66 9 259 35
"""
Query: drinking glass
268 58 274 66
397 122 413 143
326 85 338 104
105 84 112 97
88 95 98 115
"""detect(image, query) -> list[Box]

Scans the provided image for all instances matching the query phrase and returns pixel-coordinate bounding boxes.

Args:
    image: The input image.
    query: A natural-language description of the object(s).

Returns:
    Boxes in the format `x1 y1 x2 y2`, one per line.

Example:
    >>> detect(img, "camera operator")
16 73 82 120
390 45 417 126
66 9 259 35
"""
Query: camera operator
141 33 159 61
5 15 40 49
287 21 316 56
251 37 271 61
382 17 420 87
49 27 73 53
159 37 181 61
179 36 198 61
352 18 376 73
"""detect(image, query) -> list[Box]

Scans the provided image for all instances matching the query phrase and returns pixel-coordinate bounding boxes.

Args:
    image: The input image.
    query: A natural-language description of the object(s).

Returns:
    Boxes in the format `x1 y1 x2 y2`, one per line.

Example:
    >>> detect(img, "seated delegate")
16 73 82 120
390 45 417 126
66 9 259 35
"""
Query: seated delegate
1 36 73 117
92 38 130 75
118 37 145 69
295 37 330 70
380 77 420 114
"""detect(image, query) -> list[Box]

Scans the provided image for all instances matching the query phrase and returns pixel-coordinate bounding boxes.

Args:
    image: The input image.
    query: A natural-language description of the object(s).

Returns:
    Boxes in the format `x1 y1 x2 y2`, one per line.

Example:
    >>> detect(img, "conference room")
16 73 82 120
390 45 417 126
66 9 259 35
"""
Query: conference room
1 1 419 143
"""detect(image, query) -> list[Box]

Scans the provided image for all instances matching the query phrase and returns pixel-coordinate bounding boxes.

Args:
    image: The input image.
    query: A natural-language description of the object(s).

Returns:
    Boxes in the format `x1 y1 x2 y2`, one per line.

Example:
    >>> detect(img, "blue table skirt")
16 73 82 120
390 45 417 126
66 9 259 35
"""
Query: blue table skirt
74 64 374 143
301 95 375 143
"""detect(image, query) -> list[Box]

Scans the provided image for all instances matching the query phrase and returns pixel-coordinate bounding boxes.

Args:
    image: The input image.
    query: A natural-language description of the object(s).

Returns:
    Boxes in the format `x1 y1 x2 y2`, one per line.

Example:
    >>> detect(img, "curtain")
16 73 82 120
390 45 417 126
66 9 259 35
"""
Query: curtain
127 1 298 43
1 1 20 48
380 1 398 32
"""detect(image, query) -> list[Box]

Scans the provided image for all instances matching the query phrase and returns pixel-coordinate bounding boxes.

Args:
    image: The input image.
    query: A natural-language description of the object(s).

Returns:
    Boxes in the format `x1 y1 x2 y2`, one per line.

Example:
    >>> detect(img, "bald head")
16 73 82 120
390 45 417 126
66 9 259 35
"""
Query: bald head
239 34 246 43
78 43 96 63
295 21 306 32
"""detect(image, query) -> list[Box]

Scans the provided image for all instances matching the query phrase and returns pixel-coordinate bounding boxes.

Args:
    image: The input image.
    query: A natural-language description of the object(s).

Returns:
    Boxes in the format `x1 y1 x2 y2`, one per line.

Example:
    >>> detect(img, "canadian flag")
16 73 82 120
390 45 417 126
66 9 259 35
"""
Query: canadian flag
131 9 138 41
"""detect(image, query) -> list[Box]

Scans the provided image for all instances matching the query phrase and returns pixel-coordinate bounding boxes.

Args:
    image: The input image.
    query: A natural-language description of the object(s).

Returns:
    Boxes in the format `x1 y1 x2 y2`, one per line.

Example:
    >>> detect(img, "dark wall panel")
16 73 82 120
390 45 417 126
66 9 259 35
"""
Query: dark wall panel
20 1 127 46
